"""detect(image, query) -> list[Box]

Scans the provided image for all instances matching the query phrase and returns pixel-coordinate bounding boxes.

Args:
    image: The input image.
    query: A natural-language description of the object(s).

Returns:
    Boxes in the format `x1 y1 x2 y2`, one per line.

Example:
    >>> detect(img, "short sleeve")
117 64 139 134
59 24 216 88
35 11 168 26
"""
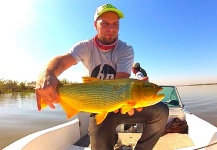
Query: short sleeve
116 45 134 75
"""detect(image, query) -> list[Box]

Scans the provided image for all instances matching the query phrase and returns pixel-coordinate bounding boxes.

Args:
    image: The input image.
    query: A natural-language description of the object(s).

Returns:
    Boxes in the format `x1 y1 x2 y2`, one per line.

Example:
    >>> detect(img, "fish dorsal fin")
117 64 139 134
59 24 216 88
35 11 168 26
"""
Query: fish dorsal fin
95 112 108 125
82 77 100 83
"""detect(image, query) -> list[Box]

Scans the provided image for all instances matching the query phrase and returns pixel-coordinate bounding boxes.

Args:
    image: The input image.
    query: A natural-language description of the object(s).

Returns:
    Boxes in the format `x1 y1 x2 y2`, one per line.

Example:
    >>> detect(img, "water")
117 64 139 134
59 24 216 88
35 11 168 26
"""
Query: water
0 85 217 149
177 85 217 127
0 93 75 149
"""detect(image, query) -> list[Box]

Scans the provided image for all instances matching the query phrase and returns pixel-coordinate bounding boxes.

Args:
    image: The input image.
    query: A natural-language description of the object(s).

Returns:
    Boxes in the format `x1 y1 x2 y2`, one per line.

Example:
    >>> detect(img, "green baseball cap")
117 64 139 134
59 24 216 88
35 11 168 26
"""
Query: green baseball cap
94 4 124 21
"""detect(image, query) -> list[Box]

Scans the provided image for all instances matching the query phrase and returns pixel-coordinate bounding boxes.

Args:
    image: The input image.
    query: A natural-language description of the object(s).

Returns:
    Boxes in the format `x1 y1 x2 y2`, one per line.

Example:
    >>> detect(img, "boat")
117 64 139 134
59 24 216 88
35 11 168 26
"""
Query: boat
3 86 217 150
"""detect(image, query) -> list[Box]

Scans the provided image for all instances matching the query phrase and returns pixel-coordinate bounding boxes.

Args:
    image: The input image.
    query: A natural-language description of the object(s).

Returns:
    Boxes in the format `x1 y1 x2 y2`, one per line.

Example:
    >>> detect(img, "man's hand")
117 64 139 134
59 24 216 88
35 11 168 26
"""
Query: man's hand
35 54 76 111
35 73 61 111
113 107 142 115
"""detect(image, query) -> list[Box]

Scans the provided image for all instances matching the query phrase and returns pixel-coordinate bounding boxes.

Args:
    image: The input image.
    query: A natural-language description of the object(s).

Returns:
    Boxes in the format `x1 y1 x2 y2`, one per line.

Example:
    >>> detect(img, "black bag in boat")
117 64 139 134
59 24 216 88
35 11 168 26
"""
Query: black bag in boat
164 117 188 134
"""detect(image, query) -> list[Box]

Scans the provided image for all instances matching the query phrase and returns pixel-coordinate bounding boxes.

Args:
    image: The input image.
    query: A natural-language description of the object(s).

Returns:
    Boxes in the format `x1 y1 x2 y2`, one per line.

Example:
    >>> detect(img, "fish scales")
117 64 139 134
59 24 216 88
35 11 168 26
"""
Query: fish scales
58 78 133 112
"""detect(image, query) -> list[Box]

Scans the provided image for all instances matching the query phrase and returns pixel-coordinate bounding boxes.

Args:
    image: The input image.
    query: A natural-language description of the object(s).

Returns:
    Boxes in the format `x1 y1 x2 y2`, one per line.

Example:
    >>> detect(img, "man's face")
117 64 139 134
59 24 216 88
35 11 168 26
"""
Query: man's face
132 68 137 74
94 11 120 45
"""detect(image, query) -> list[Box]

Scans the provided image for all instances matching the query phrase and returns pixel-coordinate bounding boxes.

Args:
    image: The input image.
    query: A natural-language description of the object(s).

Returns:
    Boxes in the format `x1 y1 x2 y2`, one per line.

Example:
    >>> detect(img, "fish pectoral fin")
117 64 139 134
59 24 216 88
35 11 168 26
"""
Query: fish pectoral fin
95 112 108 125
60 101 78 118
121 103 135 114
82 77 100 83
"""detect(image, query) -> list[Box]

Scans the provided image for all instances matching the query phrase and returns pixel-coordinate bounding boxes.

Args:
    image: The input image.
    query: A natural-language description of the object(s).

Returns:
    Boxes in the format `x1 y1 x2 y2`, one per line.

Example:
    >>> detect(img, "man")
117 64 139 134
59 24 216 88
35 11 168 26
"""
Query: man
132 62 149 81
35 4 169 150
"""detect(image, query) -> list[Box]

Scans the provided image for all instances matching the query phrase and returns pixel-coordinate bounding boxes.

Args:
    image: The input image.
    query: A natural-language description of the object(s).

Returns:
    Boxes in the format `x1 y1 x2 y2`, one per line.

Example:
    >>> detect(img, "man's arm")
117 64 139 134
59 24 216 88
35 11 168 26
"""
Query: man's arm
45 53 76 76
141 76 149 81
35 53 76 110
115 72 130 78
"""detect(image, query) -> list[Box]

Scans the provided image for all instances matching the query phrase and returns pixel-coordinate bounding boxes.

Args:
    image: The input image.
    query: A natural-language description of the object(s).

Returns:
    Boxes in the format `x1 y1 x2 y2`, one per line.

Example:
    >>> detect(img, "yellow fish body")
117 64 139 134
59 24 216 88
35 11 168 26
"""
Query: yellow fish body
41 77 164 125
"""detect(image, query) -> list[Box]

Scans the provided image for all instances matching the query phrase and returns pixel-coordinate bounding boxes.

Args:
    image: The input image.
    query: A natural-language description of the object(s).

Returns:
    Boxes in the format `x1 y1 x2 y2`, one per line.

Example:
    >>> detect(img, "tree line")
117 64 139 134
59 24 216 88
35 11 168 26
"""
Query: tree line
0 79 35 94
0 78 72 94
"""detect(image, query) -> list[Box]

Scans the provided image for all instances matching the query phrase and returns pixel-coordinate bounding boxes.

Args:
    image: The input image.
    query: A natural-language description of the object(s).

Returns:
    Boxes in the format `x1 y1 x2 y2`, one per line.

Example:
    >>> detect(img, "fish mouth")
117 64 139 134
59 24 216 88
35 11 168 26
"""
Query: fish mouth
158 87 163 92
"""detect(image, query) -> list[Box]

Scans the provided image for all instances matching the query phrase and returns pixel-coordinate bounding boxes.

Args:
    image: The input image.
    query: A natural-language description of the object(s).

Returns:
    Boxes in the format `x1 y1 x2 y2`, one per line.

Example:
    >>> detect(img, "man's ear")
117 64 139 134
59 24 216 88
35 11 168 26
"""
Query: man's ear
94 21 97 30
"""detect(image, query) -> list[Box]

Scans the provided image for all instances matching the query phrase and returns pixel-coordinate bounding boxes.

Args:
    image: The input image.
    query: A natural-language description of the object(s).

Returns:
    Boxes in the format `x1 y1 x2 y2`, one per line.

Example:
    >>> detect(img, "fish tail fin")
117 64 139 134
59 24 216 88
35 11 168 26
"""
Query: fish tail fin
60 100 78 118
95 112 108 125
40 103 47 109
40 98 48 110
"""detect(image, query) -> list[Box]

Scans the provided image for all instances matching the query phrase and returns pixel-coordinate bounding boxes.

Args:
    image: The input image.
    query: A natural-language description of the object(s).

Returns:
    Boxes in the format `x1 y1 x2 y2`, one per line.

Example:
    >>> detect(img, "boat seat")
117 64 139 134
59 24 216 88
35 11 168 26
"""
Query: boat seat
168 106 186 123
116 106 186 133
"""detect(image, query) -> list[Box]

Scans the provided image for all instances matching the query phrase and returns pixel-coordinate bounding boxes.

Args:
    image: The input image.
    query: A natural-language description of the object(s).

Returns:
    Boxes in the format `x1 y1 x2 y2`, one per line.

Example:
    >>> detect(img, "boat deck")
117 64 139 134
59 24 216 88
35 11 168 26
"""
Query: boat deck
71 132 194 150
118 133 194 150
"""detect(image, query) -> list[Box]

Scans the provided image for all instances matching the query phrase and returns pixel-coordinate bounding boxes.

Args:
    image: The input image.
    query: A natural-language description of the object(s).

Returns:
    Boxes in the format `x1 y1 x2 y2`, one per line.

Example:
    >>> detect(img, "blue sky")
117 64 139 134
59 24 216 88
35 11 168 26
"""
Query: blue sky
0 0 216 85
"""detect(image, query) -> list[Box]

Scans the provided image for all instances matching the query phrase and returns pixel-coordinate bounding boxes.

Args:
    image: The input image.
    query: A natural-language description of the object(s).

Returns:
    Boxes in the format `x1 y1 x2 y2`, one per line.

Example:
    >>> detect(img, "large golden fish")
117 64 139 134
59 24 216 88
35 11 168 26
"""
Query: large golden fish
40 77 164 125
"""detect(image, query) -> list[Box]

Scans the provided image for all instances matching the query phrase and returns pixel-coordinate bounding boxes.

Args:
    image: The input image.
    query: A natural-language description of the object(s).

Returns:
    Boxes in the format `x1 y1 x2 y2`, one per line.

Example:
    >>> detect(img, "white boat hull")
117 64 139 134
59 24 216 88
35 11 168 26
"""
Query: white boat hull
4 86 217 150
3 111 217 150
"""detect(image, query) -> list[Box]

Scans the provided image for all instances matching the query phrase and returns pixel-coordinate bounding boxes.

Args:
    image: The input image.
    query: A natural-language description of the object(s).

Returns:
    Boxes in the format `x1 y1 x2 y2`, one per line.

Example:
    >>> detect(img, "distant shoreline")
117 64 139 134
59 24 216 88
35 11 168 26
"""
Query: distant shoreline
176 83 217 87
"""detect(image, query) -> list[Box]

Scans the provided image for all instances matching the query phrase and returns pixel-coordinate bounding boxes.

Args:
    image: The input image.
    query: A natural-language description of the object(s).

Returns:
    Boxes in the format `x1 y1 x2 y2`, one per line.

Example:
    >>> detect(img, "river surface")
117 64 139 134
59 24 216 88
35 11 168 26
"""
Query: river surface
0 85 217 149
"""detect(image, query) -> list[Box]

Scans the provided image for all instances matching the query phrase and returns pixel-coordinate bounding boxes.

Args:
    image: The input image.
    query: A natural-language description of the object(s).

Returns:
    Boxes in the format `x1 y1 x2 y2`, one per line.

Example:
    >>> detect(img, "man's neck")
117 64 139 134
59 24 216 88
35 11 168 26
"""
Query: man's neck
94 35 117 50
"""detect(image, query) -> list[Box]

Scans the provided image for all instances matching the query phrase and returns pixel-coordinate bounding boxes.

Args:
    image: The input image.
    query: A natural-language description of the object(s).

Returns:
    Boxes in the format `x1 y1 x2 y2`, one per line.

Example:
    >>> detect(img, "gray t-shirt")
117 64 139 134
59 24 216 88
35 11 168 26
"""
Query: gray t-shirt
68 37 134 80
